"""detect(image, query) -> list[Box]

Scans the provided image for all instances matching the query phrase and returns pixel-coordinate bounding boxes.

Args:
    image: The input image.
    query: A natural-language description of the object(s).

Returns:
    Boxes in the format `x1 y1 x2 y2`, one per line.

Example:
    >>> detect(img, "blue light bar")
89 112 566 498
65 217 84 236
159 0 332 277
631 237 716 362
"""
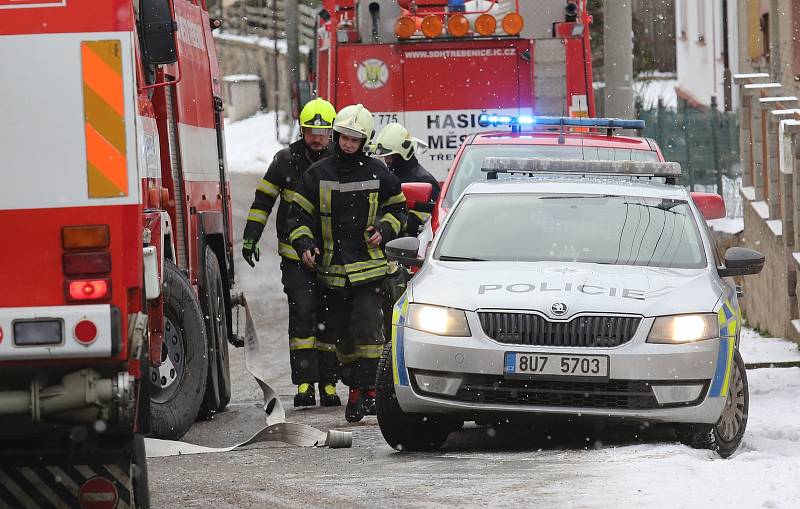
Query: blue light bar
478 114 645 130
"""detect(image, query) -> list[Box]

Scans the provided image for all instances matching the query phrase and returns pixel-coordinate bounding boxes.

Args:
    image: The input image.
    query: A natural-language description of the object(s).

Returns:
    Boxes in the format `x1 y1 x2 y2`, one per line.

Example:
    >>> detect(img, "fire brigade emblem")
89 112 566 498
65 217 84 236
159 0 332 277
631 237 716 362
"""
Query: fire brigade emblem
357 59 388 89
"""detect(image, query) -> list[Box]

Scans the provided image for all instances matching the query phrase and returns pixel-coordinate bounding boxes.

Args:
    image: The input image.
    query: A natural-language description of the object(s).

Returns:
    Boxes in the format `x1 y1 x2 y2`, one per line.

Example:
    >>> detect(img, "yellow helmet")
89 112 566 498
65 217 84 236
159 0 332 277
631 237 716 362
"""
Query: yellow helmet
332 104 375 149
299 98 336 129
373 122 420 161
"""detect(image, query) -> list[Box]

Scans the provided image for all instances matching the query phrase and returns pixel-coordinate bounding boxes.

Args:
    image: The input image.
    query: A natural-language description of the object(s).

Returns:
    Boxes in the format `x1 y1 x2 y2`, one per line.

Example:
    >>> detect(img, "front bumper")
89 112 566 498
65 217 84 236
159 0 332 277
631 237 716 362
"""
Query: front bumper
394 316 730 424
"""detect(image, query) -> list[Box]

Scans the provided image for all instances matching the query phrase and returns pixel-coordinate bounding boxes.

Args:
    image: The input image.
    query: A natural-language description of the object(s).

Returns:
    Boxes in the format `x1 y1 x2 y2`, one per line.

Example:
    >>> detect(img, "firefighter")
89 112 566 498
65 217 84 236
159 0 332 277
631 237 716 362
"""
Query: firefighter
372 122 440 236
373 122 441 338
241 97 341 408
287 104 407 422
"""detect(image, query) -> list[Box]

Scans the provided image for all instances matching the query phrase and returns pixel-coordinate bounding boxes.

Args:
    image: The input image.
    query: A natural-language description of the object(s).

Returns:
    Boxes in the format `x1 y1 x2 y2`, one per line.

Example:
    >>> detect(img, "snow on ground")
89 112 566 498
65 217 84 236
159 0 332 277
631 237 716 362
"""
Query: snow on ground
224 112 290 174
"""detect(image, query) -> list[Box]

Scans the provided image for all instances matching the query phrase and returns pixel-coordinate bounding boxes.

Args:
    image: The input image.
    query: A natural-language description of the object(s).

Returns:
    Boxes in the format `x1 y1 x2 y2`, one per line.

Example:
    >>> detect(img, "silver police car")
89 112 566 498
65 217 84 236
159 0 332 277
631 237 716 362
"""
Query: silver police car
377 159 764 457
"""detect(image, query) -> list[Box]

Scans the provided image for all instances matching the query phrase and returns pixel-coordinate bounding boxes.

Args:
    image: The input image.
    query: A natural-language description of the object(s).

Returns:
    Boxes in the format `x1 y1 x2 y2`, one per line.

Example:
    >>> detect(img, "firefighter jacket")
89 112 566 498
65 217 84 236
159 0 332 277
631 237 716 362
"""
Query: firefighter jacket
288 150 407 288
243 139 332 260
390 154 440 237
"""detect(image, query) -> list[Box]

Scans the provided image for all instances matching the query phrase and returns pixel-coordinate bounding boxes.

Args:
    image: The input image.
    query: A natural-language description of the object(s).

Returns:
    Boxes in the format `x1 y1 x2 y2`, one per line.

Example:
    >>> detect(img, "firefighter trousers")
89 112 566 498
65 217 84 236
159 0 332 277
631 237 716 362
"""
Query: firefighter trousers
281 259 337 385
319 281 385 389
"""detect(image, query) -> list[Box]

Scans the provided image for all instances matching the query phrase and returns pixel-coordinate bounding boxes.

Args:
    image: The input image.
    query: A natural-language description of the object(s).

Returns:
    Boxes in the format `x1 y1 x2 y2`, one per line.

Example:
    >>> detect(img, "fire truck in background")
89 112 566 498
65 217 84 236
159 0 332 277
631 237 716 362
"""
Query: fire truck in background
305 0 596 180
0 0 241 505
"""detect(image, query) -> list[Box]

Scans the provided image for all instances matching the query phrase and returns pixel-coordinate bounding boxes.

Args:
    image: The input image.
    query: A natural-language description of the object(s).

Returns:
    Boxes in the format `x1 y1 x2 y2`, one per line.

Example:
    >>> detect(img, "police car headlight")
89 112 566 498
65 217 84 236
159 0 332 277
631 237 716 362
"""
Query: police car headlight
407 304 471 336
647 314 717 344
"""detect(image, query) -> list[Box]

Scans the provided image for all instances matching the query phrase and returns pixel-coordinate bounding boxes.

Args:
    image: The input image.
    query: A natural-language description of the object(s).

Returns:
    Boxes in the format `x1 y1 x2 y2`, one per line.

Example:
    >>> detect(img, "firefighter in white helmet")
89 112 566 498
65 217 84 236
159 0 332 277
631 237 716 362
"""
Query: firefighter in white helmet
373 122 441 340
372 122 440 236
287 104 407 422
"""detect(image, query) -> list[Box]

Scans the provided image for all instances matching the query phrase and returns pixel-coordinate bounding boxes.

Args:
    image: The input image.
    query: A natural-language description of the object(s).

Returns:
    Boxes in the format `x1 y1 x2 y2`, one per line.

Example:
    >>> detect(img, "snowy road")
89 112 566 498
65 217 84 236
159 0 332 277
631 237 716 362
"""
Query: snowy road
147 114 800 508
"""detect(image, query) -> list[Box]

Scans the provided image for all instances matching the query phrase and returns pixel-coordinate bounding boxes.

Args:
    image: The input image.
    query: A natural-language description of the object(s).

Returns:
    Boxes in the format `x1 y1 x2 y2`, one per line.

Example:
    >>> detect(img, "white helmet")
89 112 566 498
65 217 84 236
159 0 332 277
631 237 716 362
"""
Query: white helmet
333 104 375 150
372 122 422 161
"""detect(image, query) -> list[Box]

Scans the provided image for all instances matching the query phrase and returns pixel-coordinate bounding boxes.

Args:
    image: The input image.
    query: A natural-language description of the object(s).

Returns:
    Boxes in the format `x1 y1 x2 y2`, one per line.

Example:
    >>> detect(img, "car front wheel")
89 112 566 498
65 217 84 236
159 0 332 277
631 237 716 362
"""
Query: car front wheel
677 349 748 458
375 343 453 452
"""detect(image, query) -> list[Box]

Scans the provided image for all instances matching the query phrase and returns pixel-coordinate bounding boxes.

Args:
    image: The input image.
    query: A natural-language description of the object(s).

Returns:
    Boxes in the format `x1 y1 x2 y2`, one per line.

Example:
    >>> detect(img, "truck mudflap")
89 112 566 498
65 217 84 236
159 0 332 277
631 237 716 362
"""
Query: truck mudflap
145 293 352 456
0 463 133 509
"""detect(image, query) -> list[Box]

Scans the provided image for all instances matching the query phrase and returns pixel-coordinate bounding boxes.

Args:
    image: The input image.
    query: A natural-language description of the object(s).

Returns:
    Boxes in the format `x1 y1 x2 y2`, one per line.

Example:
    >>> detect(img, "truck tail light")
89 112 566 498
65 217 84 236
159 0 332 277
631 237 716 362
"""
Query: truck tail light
66 279 111 302
474 14 496 36
63 251 112 275
74 319 98 344
395 16 416 39
421 15 443 38
62 225 110 249
502 12 524 36
446 14 469 37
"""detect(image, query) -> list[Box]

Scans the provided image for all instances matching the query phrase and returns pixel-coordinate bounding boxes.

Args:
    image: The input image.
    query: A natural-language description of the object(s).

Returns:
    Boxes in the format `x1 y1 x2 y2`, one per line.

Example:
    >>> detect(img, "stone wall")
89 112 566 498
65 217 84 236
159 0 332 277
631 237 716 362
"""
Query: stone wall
213 35 296 117
738 193 795 338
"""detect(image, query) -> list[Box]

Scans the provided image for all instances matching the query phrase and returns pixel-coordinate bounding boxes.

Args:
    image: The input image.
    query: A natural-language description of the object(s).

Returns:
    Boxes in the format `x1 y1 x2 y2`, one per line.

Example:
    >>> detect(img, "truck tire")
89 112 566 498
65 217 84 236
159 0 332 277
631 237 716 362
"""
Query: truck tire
375 342 452 452
676 349 748 458
199 246 232 418
132 434 150 509
150 259 208 440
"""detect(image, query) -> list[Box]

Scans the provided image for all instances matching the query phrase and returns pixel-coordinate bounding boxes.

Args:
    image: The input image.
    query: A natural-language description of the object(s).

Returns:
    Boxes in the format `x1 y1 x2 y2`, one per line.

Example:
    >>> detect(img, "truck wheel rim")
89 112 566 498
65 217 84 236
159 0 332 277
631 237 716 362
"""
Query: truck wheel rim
717 360 745 442
150 316 186 403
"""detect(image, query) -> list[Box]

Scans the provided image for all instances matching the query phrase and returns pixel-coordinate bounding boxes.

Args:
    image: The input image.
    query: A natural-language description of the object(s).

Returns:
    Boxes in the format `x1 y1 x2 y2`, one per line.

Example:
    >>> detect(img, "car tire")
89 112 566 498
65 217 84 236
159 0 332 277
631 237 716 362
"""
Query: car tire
676 349 748 458
150 260 208 440
375 342 452 452
199 246 232 419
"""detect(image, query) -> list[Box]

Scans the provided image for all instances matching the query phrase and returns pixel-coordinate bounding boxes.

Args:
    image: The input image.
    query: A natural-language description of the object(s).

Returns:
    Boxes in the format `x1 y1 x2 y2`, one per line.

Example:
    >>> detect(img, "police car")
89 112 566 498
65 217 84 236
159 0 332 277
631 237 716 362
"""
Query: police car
376 152 764 458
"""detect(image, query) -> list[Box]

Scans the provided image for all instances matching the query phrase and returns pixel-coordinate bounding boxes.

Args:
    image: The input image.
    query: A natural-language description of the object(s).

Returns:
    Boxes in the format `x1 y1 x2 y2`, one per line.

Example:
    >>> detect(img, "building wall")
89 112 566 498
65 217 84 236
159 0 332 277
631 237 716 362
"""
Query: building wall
675 0 739 110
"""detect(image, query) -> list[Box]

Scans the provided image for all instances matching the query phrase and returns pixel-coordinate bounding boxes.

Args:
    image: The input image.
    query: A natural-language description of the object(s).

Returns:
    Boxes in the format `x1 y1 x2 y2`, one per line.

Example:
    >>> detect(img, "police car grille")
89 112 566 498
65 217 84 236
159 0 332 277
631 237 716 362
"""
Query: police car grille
478 313 640 347
454 376 660 409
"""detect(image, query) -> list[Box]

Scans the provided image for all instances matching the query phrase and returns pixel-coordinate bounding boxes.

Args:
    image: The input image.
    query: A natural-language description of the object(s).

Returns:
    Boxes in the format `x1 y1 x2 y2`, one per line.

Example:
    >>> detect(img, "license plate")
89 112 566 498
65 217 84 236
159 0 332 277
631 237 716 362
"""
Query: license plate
504 352 609 380
13 319 63 346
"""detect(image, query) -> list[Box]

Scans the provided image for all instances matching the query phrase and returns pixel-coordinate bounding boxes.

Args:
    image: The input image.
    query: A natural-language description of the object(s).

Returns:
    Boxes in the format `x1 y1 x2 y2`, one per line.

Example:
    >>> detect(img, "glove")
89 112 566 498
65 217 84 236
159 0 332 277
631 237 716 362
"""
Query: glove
242 238 260 267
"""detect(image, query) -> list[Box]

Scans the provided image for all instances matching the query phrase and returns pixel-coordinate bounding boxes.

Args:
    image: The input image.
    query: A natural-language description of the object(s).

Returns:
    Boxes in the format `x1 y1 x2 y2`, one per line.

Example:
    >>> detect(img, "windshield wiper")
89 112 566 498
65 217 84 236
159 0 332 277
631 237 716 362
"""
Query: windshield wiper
438 255 487 261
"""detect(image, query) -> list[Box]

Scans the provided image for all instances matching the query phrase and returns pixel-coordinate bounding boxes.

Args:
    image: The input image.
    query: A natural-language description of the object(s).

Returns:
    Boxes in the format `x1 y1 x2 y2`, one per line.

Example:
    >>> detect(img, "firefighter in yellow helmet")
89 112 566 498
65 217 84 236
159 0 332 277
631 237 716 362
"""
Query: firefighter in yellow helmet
287 104 407 422
242 97 341 407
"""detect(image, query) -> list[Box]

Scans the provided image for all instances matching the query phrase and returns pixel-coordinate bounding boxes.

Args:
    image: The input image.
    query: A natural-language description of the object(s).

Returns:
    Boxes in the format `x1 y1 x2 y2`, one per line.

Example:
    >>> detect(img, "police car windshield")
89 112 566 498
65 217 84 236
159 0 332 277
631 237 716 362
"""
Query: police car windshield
443 146 660 207
435 193 707 268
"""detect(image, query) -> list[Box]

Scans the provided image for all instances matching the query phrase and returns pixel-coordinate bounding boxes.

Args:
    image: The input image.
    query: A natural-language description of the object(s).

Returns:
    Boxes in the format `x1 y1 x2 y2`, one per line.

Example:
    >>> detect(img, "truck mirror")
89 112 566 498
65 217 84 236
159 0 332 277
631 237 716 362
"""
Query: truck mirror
691 192 726 221
401 182 433 211
140 0 178 65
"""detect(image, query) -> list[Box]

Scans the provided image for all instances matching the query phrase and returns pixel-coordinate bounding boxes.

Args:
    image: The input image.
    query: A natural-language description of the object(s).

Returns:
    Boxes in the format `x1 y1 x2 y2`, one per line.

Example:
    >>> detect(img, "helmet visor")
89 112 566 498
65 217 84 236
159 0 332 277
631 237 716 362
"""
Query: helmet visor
372 143 398 157
333 124 367 139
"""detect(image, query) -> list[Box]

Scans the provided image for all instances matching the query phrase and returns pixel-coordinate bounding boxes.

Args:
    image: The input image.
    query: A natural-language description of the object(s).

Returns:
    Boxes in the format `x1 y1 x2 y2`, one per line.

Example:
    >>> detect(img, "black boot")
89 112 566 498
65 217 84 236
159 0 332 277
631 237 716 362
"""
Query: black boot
293 383 316 407
345 388 365 422
319 382 342 407
362 388 376 416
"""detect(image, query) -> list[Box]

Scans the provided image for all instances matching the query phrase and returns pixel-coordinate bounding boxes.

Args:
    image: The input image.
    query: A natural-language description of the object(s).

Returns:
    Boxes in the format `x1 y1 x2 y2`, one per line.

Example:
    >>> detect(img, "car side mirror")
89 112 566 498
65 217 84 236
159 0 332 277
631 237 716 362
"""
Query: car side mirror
139 0 178 65
691 192 726 221
401 182 433 211
386 237 423 268
718 247 765 277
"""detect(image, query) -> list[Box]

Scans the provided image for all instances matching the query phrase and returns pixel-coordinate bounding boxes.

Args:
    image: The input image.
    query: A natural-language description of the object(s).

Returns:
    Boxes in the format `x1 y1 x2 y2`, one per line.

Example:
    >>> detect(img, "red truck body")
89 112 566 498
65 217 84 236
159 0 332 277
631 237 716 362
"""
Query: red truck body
312 0 596 180
0 1 235 506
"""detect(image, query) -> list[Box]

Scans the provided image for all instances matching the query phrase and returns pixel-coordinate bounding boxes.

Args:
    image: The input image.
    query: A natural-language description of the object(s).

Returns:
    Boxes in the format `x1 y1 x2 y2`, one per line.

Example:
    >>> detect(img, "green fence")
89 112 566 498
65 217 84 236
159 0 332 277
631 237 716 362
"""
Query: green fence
637 99 740 192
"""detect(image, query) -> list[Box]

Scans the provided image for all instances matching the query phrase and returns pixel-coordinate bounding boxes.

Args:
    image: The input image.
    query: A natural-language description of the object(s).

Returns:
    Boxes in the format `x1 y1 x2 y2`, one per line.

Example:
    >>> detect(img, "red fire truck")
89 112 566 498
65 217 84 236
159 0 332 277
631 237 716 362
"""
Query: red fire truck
308 0 596 180
0 0 239 506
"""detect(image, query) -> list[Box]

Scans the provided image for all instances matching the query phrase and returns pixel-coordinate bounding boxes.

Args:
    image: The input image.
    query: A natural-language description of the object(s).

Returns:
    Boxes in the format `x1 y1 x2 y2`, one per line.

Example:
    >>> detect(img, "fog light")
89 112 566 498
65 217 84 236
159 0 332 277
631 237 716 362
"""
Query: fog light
414 372 462 396
652 384 704 405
